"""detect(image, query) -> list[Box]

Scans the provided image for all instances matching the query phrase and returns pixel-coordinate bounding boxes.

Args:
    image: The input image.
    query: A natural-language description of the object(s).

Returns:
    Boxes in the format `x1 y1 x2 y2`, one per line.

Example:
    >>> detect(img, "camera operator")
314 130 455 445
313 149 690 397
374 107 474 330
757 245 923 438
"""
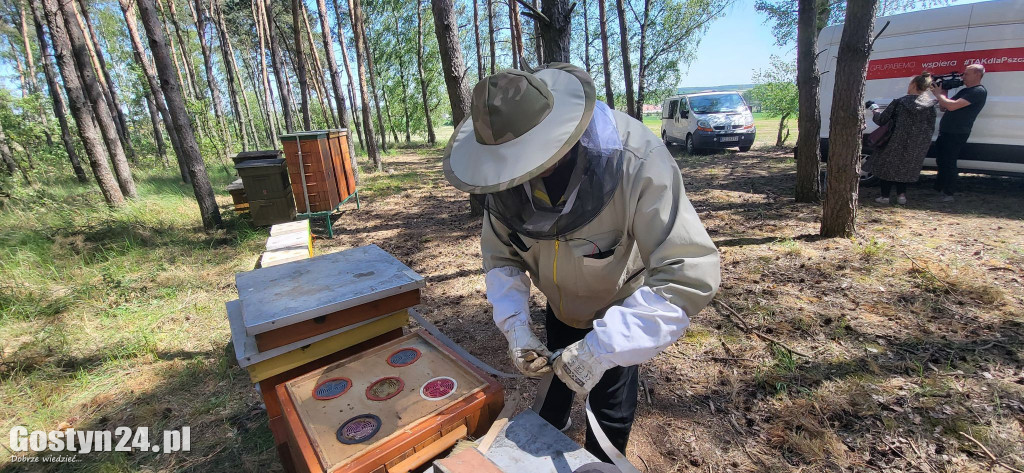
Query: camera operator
930 63 987 202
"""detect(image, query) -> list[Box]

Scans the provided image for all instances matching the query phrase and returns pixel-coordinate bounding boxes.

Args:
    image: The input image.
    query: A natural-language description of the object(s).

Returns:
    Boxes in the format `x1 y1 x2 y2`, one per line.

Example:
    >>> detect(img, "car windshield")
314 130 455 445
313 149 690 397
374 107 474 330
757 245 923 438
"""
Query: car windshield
688 94 746 113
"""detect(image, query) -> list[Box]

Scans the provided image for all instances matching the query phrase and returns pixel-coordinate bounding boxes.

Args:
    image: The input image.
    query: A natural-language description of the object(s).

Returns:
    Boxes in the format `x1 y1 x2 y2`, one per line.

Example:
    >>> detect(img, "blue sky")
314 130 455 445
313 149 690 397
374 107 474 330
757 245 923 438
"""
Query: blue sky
678 0 992 88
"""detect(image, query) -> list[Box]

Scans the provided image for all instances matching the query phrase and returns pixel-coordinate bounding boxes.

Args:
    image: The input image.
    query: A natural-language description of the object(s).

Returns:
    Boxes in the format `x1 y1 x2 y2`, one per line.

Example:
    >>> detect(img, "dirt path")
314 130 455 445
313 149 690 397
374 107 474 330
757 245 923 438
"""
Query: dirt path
319 145 1023 472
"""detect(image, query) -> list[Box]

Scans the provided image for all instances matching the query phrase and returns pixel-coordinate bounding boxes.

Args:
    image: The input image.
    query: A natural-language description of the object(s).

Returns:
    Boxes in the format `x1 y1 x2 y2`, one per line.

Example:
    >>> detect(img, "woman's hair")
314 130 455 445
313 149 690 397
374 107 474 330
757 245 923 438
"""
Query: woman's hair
912 72 933 92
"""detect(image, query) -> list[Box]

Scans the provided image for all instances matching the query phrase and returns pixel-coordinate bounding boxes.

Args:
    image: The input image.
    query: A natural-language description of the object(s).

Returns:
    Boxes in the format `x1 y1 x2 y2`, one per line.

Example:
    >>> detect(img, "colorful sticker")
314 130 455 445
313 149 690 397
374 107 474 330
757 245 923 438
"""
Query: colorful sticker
312 377 352 400
365 376 404 401
420 377 458 401
336 414 382 444
387 347 422 367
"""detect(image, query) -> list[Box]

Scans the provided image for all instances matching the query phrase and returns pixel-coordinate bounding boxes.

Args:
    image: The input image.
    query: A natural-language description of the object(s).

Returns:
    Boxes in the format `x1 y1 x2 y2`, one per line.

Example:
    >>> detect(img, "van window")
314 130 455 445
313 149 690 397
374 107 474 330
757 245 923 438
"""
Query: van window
680 98 689 114
689 94 746 113
663 100 678 120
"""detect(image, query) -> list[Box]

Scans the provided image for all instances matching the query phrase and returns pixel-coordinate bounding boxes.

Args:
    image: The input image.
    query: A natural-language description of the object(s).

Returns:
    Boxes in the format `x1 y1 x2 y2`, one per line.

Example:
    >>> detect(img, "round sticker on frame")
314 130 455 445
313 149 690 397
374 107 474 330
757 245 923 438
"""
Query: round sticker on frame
336 414 382 444
420 376 458 401
312 377 352 400
366 376 405 401
387 347 421 367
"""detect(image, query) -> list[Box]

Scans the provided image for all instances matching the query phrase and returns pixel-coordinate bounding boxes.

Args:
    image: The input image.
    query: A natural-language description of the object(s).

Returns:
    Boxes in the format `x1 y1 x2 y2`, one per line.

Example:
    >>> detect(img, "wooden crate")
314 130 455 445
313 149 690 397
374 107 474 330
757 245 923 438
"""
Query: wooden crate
325 130 356 200
277 331 504 473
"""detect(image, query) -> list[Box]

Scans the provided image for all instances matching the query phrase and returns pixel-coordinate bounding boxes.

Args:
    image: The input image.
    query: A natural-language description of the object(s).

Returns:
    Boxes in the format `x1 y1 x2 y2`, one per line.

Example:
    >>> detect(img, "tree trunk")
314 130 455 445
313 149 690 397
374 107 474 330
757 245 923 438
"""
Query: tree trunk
474 0 483 80
60 0 137 199
78 0 136 163
119 0 190 184
291 0 312 130
431 0 479 216
795 0 822 203
265 0 296 133
317 0 350 137
9 36 27 98
240 51 270 147
251 0 278 144
165 0 202 99
509 0 520 69
18 4 39 94
540 0 572 63
776 112 790 147
582 0 591 73
156 0 191 100
633 0 650 119
533 0 543 63
0 118 27 184
300 4 332 127
416 1 436 145
211 0 249 150
31 2 88 183
349 0 381 171
192 0 230 154
216 1 258 149
821 0 878 238
144 91 169 163
380 84 400 145
394 48 411 144
331 0 361 177
361 15 388 152
615 0 634 116
137 0 222 230
39 0 124 206
487 0 495 74
598 0 614 108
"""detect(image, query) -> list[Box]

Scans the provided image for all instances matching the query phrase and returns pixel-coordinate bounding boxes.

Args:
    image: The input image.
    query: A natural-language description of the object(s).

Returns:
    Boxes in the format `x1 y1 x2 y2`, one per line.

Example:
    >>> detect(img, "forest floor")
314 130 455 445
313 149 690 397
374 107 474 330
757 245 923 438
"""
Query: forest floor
1 139 1022 472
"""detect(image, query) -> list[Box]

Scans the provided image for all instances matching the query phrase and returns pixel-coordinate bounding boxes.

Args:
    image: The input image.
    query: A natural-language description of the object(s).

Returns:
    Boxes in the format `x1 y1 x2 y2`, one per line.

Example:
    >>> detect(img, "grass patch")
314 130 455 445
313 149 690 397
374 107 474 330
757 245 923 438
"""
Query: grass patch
360 171 425 199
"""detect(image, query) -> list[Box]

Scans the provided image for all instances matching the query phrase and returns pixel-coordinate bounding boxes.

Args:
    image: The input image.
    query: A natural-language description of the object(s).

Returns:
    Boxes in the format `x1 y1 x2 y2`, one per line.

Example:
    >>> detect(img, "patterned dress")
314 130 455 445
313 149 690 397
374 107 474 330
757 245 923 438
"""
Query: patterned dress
869 93 938 183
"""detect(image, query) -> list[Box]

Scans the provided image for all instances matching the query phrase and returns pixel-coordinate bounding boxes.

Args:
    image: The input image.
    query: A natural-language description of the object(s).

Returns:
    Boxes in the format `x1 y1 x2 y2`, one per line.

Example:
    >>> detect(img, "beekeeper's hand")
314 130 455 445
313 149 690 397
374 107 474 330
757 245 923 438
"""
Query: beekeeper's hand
503 323 553 376
552 339 608 394
485 267 551 377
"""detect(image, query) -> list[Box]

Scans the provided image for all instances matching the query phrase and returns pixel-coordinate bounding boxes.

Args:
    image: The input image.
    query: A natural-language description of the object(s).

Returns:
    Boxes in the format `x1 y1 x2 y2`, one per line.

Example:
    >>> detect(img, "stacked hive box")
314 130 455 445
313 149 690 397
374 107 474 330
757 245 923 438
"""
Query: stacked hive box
260 221 314 268
280 130 355 214
227 245 425 472
236 158 296 226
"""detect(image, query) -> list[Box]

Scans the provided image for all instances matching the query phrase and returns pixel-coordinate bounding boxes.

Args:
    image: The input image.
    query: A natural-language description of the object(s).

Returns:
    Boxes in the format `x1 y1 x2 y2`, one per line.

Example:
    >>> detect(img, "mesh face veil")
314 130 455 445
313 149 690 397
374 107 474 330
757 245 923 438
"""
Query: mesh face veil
477 101 624 240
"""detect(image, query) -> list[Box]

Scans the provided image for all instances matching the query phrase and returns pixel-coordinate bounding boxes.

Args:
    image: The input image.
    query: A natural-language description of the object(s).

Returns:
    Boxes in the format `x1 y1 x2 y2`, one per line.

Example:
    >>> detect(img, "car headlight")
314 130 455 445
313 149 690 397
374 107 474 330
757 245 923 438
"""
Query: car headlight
697 119 711 128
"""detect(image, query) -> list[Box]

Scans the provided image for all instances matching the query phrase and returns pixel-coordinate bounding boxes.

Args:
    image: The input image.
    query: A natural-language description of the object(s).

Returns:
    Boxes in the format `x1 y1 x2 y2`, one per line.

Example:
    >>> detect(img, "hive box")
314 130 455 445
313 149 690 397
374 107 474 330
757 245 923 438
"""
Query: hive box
277 331 504 473
235 245 424 352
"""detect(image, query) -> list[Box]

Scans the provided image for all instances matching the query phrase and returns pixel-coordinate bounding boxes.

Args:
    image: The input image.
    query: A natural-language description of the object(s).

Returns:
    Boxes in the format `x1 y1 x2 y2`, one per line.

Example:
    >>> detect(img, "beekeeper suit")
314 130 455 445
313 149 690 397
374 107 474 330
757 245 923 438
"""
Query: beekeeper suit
442 63 721 462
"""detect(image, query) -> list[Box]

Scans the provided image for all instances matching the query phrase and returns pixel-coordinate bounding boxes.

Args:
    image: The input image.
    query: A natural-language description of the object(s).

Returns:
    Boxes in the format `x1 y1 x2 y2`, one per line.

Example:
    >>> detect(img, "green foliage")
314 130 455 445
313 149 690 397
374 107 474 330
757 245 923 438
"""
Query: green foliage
755 0 958 47
750 55 798 123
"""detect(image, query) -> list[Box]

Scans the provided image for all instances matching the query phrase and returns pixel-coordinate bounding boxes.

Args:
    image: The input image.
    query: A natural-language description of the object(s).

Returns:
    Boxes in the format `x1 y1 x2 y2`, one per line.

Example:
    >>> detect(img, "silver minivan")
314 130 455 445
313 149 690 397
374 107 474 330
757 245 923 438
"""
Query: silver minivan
661 92 757 154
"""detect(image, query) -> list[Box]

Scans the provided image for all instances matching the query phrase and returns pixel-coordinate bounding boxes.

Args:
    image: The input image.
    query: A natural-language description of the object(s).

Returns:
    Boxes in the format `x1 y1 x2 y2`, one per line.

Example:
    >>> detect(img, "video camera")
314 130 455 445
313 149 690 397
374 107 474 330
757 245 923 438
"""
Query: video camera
933 71 964 90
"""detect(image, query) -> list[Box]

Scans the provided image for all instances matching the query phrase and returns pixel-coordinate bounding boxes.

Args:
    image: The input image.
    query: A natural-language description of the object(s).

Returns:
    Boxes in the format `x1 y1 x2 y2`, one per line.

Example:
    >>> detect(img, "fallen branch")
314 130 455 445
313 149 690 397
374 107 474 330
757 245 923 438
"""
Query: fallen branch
959 431 1024 473
714 299 810 358
902 250 961 299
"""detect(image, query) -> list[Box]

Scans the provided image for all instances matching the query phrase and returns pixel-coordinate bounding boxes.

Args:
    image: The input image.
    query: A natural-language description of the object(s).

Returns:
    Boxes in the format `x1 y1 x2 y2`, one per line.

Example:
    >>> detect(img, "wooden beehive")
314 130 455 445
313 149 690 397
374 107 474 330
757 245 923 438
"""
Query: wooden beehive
277 331 504 473
280 130 356 214
235 245 424 352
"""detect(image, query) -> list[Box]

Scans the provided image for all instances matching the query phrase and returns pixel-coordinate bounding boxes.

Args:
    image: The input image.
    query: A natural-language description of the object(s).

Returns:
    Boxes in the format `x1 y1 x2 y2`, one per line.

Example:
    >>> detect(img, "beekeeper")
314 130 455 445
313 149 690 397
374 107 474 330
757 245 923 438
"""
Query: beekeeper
442 63 721 462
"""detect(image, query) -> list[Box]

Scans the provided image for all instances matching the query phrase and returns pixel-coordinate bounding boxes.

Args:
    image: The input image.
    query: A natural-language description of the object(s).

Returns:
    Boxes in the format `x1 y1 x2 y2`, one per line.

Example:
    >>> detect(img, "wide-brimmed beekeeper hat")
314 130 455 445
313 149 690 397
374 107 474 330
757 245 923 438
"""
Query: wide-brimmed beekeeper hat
443 63 597 194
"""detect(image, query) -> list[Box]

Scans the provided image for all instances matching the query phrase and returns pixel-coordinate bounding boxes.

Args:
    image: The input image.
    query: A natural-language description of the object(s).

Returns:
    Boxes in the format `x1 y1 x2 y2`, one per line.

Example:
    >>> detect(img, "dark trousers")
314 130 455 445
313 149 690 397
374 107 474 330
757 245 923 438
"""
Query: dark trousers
935 132 970 195
538 305 639 463
880 180 907 197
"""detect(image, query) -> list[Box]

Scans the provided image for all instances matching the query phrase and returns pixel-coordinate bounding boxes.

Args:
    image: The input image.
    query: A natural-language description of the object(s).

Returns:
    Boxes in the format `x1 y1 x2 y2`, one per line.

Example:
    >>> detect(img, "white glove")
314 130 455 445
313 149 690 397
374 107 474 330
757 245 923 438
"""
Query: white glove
553 339 611 394
504 323 552 377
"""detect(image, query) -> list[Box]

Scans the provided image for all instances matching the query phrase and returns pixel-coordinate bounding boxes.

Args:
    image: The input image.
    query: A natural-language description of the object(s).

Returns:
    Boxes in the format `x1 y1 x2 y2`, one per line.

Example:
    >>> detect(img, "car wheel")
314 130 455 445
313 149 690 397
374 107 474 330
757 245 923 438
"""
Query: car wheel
685 134 696 155
739 145 751 152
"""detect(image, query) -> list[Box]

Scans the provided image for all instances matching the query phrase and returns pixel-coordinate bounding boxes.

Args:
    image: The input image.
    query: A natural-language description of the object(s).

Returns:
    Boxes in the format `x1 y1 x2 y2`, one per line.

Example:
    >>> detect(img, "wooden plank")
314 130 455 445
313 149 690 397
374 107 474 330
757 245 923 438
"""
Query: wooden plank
260 249 311 268
254 289 419 351
244 311 409 383
236 245 425 336
390 425 468 473
270 220 311 236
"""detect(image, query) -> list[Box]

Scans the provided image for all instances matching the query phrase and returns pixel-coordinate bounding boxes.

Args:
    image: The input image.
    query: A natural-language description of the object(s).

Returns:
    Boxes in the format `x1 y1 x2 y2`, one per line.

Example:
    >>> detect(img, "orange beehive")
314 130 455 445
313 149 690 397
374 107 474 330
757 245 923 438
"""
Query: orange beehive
280 130 357 214
277 331 503 473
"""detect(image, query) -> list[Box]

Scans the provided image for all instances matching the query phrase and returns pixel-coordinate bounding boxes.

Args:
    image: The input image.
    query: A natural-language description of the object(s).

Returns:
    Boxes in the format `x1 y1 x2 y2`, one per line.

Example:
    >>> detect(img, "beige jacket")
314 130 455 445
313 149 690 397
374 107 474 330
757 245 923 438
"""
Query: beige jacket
482 111 721 329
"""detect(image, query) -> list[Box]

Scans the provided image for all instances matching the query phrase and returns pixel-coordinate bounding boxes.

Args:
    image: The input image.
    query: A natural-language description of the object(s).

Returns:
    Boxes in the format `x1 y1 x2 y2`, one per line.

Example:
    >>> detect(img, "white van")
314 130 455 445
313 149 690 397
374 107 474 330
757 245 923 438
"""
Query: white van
660 92 757 154
817 0 1024 180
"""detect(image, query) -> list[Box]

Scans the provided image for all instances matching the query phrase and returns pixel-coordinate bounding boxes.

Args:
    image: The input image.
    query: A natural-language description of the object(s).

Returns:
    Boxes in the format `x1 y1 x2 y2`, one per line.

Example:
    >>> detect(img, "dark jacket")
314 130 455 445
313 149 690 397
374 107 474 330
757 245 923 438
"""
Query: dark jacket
869 93 937 183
